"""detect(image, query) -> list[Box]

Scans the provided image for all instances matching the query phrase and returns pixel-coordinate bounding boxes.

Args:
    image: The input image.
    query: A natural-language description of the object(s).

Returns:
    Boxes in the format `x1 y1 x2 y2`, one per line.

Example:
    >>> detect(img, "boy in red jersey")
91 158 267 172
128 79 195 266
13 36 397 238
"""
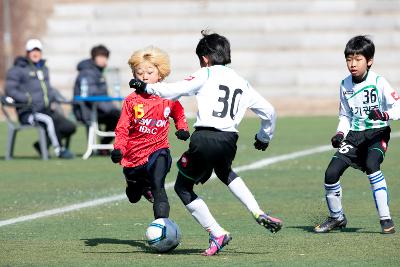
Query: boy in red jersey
111 46 190 219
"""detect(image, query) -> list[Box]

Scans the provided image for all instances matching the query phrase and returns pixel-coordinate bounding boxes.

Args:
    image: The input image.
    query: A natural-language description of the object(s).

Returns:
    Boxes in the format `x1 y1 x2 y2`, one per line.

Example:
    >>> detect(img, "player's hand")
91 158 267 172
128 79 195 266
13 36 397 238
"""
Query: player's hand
331 132 344 148
175 129 190 141
368 108 389 121
111 149 123 163
254 135 269 151
129 78 147 93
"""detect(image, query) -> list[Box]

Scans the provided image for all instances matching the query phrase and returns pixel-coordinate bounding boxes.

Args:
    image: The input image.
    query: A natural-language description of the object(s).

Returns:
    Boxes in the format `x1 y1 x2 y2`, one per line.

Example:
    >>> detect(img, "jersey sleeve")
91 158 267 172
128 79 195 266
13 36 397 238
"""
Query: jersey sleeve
378 77 400 120
170 100 189 131
145 68 209 100
113 99 132 155
336 82 352 135
247 84 276 143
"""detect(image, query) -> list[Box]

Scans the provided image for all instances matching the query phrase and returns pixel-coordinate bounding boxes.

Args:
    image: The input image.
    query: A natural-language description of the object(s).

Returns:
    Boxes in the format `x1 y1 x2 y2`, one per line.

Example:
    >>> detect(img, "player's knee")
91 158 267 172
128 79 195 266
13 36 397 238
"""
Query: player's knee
126 189 141 203
125 183 142 203
324 167 340 185
365 159 380 175
174 173 195 205
225 170 239 185
365 151 383 174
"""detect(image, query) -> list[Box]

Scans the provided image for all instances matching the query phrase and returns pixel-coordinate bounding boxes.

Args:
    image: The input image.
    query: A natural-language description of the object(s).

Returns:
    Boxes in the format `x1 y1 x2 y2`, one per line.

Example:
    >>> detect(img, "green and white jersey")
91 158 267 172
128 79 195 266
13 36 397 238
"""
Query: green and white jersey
337 70 400 134
145 65 276 143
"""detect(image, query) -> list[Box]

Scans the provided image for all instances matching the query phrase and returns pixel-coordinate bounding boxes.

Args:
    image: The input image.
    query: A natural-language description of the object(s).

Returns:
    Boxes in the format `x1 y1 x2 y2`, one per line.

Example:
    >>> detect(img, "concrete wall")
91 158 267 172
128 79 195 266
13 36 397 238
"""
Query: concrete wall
3 0 400 116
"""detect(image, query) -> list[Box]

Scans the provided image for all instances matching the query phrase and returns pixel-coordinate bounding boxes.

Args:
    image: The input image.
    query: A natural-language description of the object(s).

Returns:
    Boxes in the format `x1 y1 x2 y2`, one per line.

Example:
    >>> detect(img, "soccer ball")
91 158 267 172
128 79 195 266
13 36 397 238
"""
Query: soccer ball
145 218 181 253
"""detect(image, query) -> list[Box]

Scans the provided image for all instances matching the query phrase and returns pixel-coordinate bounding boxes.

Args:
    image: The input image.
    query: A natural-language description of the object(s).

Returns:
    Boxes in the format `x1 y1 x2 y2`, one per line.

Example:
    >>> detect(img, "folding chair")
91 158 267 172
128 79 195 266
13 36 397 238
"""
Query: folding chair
0 95 48 160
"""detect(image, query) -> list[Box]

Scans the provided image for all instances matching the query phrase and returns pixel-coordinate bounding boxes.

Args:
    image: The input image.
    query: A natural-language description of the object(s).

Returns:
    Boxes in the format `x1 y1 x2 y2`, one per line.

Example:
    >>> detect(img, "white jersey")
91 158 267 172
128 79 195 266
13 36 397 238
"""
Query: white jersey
145 65 276 143
337 70 400 134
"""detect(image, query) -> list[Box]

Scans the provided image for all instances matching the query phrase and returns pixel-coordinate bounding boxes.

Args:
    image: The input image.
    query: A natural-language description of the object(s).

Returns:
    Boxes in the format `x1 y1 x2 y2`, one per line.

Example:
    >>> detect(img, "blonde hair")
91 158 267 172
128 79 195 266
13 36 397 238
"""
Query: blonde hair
128 46 171 81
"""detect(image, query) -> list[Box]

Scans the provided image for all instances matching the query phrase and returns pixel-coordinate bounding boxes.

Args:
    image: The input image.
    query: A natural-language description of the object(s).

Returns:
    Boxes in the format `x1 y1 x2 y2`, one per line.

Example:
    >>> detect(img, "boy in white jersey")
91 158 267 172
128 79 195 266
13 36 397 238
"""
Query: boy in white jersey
129 30 283 256
314 35 400 234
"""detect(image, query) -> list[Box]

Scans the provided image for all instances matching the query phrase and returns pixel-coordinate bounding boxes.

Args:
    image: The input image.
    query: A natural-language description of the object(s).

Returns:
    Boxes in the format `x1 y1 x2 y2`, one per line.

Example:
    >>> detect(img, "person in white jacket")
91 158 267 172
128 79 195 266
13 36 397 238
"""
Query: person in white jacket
314 35 400 234
129 30 282 256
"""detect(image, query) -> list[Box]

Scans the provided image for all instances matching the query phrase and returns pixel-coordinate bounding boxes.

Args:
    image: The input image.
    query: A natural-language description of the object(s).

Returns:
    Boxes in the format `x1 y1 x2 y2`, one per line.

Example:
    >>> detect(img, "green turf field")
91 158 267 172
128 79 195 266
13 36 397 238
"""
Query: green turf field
0 116 399 266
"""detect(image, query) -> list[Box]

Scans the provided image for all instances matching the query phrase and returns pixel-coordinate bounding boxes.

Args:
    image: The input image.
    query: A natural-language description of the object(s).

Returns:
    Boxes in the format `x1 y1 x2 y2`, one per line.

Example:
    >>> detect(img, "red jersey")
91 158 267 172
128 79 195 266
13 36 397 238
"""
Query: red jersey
114 92 188 168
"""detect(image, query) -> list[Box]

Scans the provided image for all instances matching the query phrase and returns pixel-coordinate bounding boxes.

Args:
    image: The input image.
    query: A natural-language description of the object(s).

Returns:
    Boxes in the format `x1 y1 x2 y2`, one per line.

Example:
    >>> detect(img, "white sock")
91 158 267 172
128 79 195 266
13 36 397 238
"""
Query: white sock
185 197 226 237
368 171 391 220
325 182 344 219
228 177 263 216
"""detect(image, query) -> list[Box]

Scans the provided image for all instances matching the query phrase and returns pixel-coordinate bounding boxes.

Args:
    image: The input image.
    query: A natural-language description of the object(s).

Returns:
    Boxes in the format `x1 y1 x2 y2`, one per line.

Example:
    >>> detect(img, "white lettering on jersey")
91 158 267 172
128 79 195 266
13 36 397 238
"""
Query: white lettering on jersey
138 118 167 127
138 125 158 134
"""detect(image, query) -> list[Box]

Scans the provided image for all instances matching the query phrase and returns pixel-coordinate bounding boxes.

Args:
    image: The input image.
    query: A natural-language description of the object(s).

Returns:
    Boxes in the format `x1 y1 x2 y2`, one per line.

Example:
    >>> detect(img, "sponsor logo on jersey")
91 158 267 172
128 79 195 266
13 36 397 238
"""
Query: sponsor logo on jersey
184 76 195 81
137 118 168 127
180 155 188 168
136 118 168 135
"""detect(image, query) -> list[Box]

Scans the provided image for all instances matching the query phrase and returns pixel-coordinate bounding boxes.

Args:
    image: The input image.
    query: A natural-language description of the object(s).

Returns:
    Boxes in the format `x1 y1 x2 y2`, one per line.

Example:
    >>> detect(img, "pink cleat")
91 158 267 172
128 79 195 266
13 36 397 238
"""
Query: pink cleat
202 233 232 256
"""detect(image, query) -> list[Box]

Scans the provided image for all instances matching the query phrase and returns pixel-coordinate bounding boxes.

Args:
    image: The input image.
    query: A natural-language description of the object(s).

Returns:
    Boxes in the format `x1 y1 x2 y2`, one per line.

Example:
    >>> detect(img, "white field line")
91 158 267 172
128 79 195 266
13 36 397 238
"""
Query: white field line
1 131 399 228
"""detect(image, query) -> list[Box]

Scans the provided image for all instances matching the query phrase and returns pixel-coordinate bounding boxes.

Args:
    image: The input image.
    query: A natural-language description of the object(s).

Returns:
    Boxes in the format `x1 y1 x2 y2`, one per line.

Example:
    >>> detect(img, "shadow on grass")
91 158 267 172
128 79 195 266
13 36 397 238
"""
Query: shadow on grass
81 238 202 255
2 155 46 160
224 249 271 255
287 225 367 233
1 152 111 160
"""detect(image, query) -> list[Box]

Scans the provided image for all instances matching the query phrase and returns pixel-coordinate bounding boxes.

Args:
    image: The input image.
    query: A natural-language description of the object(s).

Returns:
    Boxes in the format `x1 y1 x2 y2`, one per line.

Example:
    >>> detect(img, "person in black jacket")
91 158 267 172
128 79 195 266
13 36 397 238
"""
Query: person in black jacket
5 39 76 159
73 45 120 152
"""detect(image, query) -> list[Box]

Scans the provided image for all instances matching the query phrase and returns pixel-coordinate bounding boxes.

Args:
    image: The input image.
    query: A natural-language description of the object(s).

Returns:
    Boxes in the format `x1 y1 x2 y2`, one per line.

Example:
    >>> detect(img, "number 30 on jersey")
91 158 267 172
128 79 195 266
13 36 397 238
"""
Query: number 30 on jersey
212 85 243 119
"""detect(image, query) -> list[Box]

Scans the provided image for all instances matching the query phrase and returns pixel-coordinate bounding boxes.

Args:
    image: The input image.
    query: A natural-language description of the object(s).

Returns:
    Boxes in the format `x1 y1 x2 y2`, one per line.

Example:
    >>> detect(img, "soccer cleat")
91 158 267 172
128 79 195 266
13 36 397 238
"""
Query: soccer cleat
314 215 347 233
380 219 395 234
58 148 74 159
255 213 283 233
202 233 232 256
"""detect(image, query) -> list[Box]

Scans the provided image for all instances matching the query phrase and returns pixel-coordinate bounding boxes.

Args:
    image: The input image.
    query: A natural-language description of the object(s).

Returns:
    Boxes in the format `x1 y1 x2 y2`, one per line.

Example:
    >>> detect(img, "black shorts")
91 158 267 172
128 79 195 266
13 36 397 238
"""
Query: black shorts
177 127 238 184
334 127 391 171
123 148 172 185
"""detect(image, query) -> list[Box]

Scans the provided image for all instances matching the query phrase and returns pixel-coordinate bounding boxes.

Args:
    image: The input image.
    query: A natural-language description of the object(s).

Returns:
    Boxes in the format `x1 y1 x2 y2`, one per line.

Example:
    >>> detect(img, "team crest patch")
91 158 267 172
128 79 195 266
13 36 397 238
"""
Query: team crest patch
180 155 188 168
164 107 171 118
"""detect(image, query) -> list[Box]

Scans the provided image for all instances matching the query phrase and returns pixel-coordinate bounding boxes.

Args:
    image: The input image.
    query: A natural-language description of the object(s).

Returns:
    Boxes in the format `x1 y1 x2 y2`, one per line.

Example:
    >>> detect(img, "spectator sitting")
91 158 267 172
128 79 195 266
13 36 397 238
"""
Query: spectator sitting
72 45 120 154
5 38 76 159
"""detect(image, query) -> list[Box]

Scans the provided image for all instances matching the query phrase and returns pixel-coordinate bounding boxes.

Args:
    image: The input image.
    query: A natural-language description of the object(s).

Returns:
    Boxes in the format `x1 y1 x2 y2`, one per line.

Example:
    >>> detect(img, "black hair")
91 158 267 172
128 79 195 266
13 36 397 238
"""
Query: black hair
196 30 231 66
344 35 375 61
91 44 110 59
